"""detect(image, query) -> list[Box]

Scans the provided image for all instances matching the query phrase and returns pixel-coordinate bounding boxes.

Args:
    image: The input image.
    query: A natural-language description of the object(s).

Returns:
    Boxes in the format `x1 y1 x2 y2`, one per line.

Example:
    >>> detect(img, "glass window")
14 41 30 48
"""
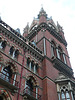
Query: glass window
51 41 56 58
66 91 70 100
0 41 2 49
61 91 65 100
2 66 12 82
27 58 30 67
9 46 14 55
14 49 19 58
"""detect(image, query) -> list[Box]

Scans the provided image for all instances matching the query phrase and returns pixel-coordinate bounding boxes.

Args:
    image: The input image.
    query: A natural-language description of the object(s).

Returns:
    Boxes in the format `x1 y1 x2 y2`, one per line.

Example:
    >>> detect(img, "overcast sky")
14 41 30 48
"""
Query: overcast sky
0 0 75 76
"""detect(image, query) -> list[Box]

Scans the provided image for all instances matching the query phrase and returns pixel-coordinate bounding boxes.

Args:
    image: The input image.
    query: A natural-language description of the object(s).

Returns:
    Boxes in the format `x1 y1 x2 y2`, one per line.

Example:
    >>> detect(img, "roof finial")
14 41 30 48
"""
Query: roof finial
41 4 43 8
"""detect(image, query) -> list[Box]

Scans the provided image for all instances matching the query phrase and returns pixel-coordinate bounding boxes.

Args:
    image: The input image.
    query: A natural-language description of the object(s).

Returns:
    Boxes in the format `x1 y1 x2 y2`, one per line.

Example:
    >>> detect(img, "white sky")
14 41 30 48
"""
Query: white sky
0 0 75 76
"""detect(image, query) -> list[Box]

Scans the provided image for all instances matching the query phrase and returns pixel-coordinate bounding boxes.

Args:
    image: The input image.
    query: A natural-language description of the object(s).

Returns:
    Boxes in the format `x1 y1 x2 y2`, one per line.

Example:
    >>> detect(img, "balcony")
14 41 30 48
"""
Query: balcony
51 57 73 76
23 87 41 100
0 71 19 91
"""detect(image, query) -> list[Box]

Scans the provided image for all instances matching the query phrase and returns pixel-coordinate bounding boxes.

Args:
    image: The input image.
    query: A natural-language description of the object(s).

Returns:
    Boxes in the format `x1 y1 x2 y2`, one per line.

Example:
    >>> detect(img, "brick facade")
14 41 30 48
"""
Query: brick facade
0 8 75 100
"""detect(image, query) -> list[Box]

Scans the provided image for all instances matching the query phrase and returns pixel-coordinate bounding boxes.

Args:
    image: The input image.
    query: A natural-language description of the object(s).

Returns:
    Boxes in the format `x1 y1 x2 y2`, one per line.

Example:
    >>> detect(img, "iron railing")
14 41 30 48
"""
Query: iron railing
0 71 19 87
23 87 41 100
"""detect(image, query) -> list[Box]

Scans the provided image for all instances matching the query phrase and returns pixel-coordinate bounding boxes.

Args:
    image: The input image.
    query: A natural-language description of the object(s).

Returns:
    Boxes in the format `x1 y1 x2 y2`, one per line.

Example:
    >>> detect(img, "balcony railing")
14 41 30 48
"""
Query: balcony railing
23 87 41 100
0 71 19 90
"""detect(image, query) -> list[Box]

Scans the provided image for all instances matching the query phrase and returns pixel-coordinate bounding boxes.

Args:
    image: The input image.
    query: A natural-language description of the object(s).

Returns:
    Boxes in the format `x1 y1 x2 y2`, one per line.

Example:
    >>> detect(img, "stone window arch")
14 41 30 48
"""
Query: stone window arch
0 89 11 100
61 90 70 100
26 57 39 74
24 75 39 99
0 61 18 86
0 37 7 49
9 46 19 59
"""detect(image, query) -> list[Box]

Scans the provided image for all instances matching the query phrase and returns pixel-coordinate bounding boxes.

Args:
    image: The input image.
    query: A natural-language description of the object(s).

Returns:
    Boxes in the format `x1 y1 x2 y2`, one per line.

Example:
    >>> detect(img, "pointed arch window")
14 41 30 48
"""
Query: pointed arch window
0 39 7 49
66 91 70 100
2 65 12 82
27 58 30 67
9 46 19 59
31 61 34 71
57 46 63 61
61 91 65 100
9 46 14 55
61 90 70 100
51 41 56 58
24 76 39 99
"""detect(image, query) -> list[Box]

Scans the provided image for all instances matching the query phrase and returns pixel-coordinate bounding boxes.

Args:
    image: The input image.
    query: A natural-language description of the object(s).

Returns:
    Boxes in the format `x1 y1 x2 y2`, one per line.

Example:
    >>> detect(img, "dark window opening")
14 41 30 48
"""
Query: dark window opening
36 64 39 73
2 65 12 82
9 46 14 55
14 49 19 58
26 78 34 95
58 46 63 61
0 41 7 49
51 41 56 57
31 61 34 71
27 58 30 67
0 96 3 100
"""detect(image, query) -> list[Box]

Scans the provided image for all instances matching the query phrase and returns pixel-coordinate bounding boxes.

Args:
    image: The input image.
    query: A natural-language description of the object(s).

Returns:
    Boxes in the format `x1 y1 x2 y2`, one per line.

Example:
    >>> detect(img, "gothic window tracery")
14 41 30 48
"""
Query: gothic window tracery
0 62 18 87
27 58 39 74
61 90 70 100
2 65 12 82
24 76 38 99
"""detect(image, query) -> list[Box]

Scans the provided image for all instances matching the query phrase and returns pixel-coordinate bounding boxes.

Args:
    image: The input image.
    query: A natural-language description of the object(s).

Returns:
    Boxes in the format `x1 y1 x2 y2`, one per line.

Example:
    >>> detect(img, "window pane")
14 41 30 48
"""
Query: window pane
0 42 2 49
61 92 65 99
66 91 70 99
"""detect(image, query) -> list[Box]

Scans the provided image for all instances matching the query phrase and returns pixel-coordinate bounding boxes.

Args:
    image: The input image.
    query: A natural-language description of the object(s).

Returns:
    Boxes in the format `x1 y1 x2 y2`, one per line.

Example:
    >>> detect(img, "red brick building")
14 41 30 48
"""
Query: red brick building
0 8 75 100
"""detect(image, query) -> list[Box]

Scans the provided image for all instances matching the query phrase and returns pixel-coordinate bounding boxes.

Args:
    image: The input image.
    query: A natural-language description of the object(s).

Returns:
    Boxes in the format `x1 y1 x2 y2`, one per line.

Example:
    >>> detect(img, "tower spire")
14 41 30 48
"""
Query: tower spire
38 7 47 18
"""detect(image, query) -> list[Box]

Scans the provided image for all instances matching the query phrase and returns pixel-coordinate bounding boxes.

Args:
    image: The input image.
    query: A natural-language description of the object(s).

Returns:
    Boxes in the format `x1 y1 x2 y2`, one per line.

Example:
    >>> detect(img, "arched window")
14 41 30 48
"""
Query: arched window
51 41 56 58
31 61 34 71
9 46 14 55
34 64 39 74
61 91 65 100
9 47 19 59
61 90 70 100
0 39 7 49
66 91 70 100
2 65 12 82
58 46 63 61
27 58 30 67
14 49 19 58
24 76 38 99
26 78 34 95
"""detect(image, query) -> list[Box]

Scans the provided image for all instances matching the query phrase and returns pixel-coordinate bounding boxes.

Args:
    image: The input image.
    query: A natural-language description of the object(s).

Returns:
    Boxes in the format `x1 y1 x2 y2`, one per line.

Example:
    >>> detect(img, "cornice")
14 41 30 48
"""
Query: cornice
52 57 73 77
27 23 67 46
0 22 44 61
